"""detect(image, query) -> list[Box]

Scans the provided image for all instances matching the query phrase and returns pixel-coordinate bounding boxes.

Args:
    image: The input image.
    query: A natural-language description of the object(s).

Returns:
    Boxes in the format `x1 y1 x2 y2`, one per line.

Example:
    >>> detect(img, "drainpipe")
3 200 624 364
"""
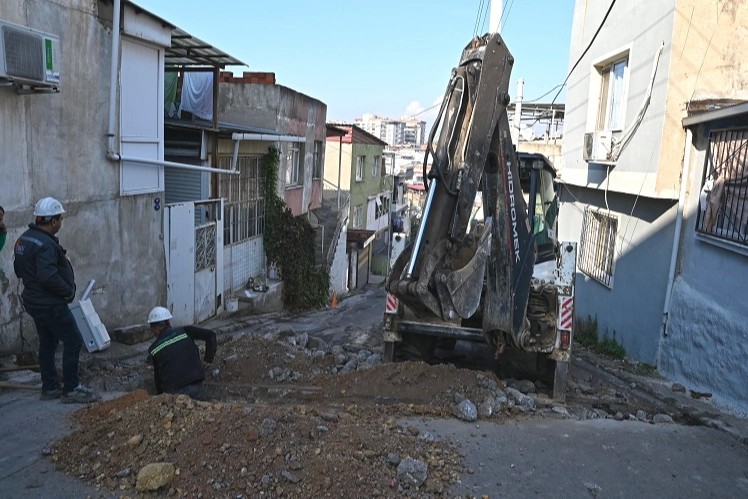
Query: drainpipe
106 0 122 161
661 128 692 336
105 1 236 177
337 135 343 210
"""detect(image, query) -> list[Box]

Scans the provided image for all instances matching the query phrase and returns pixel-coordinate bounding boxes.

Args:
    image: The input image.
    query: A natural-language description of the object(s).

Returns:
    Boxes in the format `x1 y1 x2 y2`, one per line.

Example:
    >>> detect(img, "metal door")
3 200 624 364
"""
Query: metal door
164 200 223 326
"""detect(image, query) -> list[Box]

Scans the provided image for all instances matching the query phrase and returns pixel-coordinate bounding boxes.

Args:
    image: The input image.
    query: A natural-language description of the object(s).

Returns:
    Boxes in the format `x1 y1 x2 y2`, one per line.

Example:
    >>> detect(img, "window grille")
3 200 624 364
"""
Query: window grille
218 155 265 245
579 207 617 287
696 128 748 247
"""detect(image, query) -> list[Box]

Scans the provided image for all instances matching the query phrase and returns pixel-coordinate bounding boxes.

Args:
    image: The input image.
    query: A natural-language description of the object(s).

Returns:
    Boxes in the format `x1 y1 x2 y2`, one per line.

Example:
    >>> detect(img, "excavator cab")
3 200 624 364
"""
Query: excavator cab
517 152 559 263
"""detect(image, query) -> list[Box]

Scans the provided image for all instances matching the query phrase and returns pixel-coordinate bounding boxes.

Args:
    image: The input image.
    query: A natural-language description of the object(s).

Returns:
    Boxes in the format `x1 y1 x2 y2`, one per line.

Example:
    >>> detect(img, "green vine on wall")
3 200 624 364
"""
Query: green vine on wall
263 146 330 311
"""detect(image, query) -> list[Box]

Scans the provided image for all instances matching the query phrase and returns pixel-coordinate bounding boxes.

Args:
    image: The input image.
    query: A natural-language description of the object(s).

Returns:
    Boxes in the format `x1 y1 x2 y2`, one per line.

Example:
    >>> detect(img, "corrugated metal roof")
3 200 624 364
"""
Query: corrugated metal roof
166 27 244 68
125 1 244 68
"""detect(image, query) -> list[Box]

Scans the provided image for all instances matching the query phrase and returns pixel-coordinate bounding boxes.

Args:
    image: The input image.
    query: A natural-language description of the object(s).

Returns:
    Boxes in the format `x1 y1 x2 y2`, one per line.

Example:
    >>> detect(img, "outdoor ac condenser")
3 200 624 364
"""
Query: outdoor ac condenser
0 19 60 88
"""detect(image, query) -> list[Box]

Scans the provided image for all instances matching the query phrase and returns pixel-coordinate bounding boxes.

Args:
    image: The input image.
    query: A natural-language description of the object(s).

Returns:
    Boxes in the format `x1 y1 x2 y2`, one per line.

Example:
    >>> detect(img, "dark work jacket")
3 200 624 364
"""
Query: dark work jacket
148 326 217 394
13 224 76 307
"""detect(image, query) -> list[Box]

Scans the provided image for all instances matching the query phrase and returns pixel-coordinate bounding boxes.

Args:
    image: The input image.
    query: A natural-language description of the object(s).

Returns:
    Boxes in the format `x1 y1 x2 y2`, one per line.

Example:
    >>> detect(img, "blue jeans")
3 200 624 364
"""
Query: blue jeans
24 304 82 393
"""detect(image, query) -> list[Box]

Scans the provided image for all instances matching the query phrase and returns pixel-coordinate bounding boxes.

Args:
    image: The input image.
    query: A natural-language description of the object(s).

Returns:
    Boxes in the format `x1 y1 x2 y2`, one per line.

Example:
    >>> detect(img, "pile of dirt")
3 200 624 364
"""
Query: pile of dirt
51 334 522 496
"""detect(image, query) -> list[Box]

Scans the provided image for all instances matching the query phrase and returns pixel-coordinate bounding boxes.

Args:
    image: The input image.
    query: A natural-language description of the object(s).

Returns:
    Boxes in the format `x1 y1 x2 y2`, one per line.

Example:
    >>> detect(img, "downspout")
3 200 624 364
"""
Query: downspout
106 0 122 161
105 1 234 177
661 128 692 336
337 135 343 210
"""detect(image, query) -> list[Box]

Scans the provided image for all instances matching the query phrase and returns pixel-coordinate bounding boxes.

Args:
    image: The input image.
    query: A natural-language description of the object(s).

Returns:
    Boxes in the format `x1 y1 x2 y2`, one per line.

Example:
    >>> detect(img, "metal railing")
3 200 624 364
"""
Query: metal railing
696 128 748 246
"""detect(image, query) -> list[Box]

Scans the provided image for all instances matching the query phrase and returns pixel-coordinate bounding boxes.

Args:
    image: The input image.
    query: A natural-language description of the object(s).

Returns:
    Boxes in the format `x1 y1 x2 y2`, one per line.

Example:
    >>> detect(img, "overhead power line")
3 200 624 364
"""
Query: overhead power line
529 0 618 125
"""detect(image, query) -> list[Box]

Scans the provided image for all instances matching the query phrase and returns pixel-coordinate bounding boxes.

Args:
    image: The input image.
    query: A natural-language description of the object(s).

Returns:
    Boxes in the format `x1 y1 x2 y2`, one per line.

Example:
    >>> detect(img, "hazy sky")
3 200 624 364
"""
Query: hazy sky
135 0 575 126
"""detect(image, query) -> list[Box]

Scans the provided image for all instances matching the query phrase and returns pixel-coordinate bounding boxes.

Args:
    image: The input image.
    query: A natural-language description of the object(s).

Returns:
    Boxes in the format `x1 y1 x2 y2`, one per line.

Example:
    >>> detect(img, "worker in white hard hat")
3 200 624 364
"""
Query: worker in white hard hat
147 306 217 400
13 197 99 403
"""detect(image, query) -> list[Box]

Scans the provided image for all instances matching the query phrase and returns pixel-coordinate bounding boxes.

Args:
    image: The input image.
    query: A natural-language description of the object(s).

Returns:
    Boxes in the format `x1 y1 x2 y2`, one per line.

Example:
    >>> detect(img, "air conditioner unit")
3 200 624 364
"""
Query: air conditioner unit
583 131 614 163
0 19 60 89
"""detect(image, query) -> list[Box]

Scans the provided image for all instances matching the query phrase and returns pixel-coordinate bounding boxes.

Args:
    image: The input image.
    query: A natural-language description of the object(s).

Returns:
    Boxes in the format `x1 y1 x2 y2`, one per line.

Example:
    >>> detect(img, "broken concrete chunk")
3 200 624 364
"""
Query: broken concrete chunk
396 457 428 489
136 462 175 492
455 399 478 422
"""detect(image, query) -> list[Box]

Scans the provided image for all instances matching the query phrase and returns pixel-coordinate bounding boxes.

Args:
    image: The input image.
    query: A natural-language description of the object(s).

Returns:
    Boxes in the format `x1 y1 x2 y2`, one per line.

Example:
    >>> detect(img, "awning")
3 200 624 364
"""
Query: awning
166 27 245 68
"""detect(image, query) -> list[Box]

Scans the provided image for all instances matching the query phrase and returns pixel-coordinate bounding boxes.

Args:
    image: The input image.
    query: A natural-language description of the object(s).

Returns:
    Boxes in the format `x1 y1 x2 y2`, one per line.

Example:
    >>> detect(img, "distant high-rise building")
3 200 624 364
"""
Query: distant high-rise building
355 114 426 147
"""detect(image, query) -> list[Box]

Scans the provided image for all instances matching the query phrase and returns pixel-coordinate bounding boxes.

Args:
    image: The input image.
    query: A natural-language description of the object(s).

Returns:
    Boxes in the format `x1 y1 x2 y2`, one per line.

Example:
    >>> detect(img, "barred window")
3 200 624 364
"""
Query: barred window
579 207 617 287
696 128 748 247
218 155 265 245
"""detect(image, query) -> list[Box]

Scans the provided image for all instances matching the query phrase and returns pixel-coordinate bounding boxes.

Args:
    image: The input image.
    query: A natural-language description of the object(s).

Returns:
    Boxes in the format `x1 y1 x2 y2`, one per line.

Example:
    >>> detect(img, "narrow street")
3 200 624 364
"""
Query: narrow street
1 284 747 497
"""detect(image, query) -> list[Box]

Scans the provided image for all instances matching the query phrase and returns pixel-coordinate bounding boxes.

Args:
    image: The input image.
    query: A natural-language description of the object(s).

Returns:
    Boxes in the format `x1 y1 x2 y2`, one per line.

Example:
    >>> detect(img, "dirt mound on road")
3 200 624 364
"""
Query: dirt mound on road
50 334 514 496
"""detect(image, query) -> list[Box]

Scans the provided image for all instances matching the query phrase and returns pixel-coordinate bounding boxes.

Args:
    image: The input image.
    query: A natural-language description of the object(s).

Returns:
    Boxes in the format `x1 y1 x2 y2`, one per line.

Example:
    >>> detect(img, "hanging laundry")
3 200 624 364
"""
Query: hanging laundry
164 71 178 118
180 72 213 121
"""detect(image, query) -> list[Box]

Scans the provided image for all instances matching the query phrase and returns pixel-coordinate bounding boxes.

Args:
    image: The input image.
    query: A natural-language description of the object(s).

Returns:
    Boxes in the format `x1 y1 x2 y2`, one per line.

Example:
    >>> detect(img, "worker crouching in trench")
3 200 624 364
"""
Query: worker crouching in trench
146 306 217 400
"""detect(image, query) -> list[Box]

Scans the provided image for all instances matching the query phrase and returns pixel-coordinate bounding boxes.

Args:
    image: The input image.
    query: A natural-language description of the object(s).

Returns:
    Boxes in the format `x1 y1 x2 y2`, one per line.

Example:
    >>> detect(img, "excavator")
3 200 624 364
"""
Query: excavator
383 33 577 399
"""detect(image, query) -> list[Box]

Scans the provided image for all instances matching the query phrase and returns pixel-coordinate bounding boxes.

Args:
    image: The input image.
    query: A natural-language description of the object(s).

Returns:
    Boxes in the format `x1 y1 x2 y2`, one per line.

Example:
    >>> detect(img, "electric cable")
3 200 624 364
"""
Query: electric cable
500 0 516 33
529 0 618 127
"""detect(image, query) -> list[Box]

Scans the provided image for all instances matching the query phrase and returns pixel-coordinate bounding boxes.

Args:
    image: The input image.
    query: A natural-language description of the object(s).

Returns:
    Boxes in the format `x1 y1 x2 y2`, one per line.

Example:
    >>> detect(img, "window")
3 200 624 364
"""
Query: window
218 155 265 245
596 56 628 131
375 195 390 218
356 156 365 181
696 128 748 247
353 205 363 228
313 141 323 179
286 144 301 186
372 155 380 177
579 208 617 287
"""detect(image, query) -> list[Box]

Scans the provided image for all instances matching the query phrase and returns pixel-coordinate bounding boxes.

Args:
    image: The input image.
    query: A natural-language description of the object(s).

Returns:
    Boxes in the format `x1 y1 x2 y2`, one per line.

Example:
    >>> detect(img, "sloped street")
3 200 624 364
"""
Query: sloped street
1 284 747 497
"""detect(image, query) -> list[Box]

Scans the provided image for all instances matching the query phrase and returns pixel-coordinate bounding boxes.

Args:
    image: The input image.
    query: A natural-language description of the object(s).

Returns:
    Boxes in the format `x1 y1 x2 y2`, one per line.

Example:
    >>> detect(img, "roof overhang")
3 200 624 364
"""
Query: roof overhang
682 101 748 127
348 229 376 247
166 27 245 68
125 1 245 68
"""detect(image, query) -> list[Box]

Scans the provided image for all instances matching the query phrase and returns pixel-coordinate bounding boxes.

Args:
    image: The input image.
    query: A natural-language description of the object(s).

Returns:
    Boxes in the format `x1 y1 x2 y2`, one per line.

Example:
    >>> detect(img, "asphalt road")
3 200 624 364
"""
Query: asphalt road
0 390 119 498
412 416 748 497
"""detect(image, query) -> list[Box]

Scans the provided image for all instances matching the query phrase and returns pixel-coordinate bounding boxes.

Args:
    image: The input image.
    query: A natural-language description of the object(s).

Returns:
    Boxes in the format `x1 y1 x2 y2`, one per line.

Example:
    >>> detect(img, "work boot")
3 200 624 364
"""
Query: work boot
40 388 63 400
61 385 100 404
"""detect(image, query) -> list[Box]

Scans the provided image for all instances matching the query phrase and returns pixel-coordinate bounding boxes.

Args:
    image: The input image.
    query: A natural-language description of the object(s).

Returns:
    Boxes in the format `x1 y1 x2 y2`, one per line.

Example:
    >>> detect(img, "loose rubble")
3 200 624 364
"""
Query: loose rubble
45 331 681 496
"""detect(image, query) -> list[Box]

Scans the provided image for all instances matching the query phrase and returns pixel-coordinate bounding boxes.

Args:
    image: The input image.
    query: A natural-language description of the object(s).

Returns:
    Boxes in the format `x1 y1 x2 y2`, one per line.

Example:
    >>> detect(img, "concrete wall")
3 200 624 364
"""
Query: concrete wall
517 141 563 171
218 82 327 216
324 140 352 192
562 0 675 198
558 185 677 363
0 0 165 353
660 119 748 415
349 143 387 229
329 225 349 296
659 0 748 193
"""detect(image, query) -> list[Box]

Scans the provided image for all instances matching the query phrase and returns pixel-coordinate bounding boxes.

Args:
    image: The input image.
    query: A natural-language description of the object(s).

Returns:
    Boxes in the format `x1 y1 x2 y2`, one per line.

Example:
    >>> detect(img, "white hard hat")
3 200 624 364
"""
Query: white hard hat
147 306 173 323
34 197 65 217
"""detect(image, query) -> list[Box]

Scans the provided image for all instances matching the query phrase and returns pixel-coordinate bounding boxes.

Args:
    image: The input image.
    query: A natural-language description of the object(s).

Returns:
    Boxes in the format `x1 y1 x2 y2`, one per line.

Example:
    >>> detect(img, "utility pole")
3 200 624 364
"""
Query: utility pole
489 0 503 34
513 78 524 143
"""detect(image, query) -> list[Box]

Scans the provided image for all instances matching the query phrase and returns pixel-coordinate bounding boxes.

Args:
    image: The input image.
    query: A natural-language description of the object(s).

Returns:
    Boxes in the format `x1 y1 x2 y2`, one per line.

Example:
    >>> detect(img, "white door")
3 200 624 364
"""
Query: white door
164 200 224 326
